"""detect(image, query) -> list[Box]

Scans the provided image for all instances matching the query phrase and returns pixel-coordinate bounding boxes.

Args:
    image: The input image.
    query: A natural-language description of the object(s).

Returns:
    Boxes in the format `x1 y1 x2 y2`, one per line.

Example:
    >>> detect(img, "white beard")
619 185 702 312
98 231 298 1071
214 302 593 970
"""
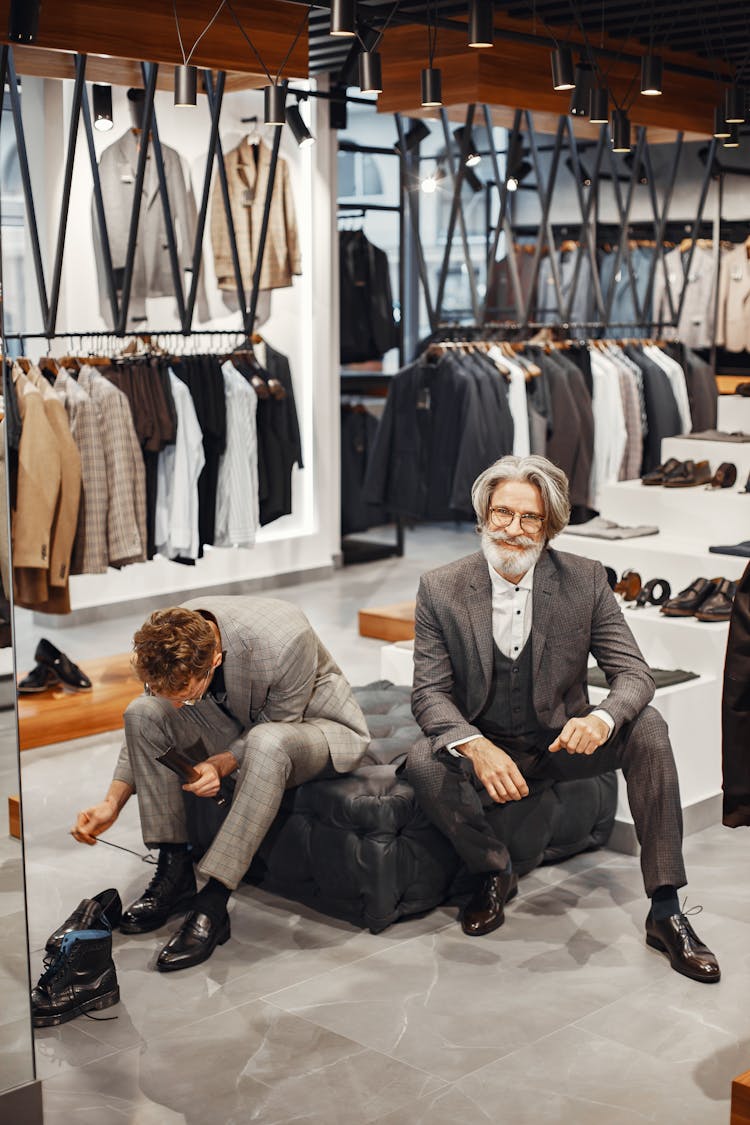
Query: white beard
480 527 544 579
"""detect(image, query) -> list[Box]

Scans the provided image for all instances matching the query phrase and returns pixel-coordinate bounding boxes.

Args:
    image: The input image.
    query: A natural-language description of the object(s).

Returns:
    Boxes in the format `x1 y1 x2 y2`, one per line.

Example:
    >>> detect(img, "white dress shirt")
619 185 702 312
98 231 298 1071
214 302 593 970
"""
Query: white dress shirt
155 370 205 560
449 559 614 754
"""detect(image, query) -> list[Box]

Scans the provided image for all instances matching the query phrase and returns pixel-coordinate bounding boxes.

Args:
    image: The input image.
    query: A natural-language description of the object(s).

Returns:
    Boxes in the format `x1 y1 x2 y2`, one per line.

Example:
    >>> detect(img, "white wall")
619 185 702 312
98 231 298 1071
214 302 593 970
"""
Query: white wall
8 74 340 615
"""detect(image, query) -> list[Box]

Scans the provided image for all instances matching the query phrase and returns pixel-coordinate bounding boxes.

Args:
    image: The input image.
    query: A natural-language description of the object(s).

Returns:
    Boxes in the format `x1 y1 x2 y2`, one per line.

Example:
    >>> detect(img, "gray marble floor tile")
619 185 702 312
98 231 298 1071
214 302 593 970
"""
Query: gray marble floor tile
454 1023 732 1125
0 1018 35 1090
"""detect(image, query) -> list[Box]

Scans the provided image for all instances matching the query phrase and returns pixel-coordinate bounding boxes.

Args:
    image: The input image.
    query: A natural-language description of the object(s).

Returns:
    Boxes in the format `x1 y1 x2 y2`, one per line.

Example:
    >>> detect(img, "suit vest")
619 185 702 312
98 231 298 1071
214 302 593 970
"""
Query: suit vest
475 638 543 754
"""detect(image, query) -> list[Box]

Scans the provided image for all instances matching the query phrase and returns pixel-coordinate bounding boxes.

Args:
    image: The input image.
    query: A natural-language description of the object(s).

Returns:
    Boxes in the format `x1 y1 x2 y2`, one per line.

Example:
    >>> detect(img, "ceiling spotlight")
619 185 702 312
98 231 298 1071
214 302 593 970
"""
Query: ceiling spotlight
640 54 663 96
713 105 731 139
420 167 446 193
506 158 532 191
725 85 746 124
421 66 443 108
589 87 609 124
565 155 592 186
454 125 481 166
395 118 431 154
92 84 114 132
264 84 286 126
464 166 483 193
467 0 493 48
358 50 383 94
331 0 356 37
624 151 648 184
723 123 740 149
7 0 41 43
569 62 594 116
285 103 315 147
610 109 631 152
174 64 197 107
551 45 575 91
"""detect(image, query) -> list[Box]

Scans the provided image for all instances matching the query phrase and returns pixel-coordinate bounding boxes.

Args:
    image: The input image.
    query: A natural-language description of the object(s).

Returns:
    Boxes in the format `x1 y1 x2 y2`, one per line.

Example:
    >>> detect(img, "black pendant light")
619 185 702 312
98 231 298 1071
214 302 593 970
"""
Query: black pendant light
286 103 315 147
331 0 356 37
174 64 198 107
723 123 740 148
713 105 731 139
468 0 493 48
7 0 41 43
264 84 286 125
92 84 114 132
569 62 594 116
589 87 609 124
610 109 631 152
725 86 746 124
640 54 663 96
551 46 575 91
421 67 443 108
359 50 383 94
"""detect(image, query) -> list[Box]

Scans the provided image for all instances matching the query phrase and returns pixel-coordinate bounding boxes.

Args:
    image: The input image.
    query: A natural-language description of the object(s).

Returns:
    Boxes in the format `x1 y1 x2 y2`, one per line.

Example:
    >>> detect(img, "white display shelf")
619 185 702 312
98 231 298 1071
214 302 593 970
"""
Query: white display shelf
595 477 750 544
660 435 750 487
556 529 747 591
717 394 750 433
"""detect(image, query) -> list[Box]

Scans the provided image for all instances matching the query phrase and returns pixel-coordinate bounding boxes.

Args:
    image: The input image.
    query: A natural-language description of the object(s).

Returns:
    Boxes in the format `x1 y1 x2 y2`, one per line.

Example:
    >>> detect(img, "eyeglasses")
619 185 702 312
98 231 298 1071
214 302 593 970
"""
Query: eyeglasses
487 506 545 534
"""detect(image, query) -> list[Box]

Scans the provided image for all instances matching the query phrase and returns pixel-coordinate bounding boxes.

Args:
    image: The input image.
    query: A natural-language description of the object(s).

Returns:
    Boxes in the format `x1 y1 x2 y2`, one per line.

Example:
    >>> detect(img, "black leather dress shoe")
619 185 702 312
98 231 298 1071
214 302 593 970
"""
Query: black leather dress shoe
46 888 123 954
156 910 230 972
694 578 737 622
645 910 720 983
35 637 92 692
660 577 718 617
120 851 196 934
461 871 519 936
18 662 60 694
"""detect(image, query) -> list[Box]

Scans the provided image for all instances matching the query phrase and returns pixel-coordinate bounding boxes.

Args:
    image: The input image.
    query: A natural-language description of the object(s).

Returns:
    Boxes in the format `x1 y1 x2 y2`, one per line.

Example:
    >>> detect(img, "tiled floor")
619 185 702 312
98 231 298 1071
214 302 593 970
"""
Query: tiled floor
12 525 750 1123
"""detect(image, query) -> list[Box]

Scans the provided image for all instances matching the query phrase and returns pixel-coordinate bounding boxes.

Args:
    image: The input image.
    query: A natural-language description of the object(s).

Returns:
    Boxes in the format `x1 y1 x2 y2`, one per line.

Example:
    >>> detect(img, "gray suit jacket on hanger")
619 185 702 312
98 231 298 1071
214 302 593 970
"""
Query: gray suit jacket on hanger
411 548 654 754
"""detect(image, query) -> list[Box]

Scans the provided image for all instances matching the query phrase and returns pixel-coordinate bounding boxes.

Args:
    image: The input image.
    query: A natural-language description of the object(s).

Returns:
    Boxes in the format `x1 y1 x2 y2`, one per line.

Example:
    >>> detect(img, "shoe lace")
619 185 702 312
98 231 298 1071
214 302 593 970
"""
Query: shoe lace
680 898 703 918
37 936 119 1023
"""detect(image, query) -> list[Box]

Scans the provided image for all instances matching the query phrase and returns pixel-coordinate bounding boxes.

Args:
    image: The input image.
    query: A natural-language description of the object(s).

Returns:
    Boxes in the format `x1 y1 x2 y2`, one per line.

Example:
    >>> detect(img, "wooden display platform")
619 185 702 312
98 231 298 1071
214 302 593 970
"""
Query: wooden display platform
358 601 416 643
732 1070 750 1125
17 652 141 751
8 794 20 839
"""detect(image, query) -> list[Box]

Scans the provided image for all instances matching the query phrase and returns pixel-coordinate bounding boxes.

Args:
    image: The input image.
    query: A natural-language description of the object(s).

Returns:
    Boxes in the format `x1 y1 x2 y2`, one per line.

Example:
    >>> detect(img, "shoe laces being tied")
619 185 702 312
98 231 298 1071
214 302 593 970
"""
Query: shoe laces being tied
142 849 188 899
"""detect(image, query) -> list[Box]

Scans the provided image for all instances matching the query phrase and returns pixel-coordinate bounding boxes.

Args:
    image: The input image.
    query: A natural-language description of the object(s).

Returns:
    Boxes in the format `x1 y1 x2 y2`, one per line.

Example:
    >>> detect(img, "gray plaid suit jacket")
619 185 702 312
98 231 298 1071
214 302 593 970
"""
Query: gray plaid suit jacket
115 595 369 787
412 547 655 752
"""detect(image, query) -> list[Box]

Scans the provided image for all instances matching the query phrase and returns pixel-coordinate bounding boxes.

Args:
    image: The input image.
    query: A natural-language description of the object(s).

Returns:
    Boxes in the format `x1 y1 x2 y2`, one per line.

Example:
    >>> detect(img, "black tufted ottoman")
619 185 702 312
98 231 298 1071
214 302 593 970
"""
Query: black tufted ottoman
186 681 617 933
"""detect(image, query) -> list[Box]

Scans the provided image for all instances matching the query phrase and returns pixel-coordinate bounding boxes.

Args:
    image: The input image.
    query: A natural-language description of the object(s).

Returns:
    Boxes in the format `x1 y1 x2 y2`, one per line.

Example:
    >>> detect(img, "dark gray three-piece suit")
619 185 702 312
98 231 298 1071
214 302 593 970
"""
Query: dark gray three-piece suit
114 596 369 889
408 548 686 895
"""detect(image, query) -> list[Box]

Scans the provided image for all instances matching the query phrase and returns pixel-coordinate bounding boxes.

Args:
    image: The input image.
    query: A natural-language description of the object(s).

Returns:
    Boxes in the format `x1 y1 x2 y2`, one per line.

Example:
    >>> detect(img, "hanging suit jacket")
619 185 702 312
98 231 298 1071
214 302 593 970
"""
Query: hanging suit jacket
54 368 109 575
93 129 200 324
210 138 301 292
716 243 750 353
339 230 399 363
722 560 750 827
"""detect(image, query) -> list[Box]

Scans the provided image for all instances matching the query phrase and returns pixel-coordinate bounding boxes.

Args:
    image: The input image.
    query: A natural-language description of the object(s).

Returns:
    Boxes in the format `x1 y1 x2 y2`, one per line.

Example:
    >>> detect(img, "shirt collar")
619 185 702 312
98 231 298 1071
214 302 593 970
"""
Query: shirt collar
487 559 536 594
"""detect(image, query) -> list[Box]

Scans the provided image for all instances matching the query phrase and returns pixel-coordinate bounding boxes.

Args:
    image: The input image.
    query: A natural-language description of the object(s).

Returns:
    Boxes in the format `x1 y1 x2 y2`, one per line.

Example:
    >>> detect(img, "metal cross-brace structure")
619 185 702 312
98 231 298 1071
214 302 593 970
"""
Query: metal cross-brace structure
393 103 721 343
0 45 283 340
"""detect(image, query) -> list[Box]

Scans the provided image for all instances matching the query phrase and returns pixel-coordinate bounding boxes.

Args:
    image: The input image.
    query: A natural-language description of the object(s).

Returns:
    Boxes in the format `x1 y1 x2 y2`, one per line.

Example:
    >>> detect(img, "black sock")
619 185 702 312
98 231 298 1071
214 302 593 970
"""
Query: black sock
651 884 680 921
159 842 190 856
193 877 231 922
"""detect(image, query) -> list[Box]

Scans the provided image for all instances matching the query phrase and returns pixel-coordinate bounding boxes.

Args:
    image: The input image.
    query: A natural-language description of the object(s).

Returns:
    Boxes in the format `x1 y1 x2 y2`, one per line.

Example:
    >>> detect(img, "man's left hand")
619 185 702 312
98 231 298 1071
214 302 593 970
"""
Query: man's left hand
548 714 610 756
182 760 221 798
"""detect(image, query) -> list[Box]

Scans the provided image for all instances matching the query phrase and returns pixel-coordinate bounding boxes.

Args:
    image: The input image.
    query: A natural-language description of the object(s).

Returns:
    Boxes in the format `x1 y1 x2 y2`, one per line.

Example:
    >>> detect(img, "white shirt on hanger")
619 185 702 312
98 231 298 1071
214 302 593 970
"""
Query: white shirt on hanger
214 360 260 548
590 350 628 510
155 370 205 560
488 346 531 457
644 345 692 435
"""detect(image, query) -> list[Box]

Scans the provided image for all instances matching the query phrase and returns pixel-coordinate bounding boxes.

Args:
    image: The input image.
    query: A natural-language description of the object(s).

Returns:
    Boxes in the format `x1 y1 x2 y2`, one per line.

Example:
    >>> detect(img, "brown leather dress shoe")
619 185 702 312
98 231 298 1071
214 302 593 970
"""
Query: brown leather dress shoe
645 910 721 983
660 577 718 617
694 578 737 622
663 460 712 488
461 871 518 937
641 457 681 486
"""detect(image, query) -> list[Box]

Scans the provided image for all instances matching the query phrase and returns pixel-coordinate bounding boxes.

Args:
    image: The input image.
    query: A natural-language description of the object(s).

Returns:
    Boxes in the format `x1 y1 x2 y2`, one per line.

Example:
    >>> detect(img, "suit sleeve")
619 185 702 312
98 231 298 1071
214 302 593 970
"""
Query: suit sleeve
588 567 655 733
411 575 483 752
257 626 317 725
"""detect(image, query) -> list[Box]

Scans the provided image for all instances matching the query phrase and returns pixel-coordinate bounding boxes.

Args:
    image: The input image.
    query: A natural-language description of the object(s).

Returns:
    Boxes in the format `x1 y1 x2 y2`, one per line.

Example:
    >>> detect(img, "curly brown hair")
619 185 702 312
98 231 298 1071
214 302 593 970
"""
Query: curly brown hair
131 608 218 695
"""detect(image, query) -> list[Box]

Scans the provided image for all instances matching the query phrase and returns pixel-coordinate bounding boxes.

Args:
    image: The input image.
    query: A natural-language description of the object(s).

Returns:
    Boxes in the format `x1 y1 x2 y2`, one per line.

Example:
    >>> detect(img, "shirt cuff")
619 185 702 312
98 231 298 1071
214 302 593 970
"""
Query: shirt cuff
446 734 482 758
591 708 615 740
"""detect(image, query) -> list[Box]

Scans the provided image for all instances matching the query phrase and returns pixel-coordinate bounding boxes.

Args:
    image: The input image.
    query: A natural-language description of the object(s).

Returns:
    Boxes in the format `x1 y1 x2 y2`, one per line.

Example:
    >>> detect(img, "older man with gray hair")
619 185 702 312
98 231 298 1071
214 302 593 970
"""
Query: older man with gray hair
407 454 720 983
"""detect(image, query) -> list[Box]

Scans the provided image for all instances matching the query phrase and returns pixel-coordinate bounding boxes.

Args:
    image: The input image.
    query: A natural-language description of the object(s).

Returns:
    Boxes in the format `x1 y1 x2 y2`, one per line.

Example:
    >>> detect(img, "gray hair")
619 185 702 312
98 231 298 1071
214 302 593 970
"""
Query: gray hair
471 454 571 541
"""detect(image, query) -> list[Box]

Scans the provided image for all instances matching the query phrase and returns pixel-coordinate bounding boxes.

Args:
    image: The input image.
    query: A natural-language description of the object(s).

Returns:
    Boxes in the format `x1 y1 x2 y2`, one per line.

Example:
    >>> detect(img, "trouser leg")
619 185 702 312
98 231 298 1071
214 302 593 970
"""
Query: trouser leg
198 721 334 890
537 705 686 895
406 738 511 874
123 694 243 847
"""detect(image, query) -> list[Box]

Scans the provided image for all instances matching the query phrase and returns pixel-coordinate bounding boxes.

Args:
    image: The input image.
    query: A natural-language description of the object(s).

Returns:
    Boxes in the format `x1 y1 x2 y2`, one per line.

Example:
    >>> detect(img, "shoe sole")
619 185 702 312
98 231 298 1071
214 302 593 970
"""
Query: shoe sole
119 891 196 935
660 607 701 617
156 918 231 972
645 934 721 983
32 987 120 1027
693 613 731 623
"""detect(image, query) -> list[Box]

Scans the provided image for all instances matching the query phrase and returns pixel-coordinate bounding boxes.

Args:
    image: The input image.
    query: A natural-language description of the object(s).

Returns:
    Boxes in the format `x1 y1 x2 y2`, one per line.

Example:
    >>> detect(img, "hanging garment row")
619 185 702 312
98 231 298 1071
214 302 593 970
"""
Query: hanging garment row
488 238 750 351
2 339 302 614
363 336 717 524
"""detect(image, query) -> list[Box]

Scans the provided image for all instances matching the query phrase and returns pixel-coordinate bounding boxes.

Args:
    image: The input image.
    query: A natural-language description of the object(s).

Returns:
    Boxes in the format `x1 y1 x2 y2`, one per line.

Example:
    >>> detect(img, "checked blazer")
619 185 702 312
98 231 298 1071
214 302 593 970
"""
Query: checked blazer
412 547 655 753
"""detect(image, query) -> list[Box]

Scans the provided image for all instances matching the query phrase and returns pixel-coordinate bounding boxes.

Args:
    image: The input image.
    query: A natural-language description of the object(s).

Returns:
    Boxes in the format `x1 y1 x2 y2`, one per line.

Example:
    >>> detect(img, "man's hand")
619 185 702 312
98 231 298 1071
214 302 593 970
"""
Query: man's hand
462 737 529 803
549 714 610 756
182 759 222 799
72 799 120 845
